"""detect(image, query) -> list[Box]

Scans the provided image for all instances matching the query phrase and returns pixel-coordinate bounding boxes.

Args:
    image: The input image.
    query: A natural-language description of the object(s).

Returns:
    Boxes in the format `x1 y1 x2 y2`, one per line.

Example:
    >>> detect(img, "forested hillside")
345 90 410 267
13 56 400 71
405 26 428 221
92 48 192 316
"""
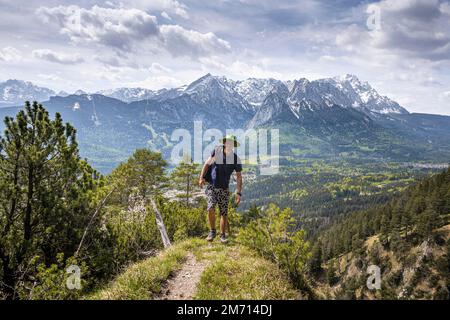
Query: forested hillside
0 103 311 300
0 102 448 300
309 168 450 299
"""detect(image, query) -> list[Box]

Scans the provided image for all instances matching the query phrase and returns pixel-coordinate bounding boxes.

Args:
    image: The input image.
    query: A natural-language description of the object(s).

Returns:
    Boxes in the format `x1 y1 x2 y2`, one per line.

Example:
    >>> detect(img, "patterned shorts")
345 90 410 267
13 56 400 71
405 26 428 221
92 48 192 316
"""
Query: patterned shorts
205 185 230 216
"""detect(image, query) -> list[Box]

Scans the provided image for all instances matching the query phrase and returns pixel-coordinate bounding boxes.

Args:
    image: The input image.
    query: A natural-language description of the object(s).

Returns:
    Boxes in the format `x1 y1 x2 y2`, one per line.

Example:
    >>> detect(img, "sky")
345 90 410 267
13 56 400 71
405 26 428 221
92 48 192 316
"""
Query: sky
0 0 449 115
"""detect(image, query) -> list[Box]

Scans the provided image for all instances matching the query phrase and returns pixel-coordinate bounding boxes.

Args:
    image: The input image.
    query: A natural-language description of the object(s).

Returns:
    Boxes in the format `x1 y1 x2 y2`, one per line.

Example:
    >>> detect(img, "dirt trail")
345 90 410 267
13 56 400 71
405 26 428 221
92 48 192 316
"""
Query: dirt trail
157 253 209 300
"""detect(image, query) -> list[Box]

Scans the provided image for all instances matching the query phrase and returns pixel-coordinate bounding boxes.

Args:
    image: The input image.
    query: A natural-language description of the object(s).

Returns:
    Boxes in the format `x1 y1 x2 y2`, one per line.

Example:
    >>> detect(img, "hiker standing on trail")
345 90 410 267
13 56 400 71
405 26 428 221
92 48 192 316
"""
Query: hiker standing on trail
199 135 243 243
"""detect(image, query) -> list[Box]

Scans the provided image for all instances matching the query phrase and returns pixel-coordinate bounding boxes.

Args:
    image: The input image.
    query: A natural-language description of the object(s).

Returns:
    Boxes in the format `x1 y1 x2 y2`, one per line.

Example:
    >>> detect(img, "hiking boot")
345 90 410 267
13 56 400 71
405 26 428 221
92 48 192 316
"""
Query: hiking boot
220 233 227 243
206 230 216 242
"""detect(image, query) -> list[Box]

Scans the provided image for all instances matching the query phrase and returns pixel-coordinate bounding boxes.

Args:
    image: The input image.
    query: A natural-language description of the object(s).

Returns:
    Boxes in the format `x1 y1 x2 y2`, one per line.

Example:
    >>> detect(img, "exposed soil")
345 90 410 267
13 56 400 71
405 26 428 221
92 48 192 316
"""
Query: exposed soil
157 253 209 300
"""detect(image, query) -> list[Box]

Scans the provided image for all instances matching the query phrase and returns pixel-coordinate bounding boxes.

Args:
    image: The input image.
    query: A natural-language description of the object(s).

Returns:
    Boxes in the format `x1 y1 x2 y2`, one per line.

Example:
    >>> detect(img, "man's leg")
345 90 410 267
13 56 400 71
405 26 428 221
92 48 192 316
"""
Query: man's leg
218 189 230 242
220 215 228 235
206 207 217 241
208 208 216 230
205 185 218 241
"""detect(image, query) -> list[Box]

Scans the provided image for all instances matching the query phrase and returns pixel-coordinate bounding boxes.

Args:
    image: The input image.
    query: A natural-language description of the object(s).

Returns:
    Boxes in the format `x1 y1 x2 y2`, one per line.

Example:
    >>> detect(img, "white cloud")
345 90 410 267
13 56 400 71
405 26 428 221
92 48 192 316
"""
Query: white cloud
161 11 172 21
336 0 450 62
36 5 160 51
0 46 21 62
37 73 61 81
149 62 172 74
126 75 184 90
160 25 231 58
32 49 84 64
36 5 230 59
127 0 189 18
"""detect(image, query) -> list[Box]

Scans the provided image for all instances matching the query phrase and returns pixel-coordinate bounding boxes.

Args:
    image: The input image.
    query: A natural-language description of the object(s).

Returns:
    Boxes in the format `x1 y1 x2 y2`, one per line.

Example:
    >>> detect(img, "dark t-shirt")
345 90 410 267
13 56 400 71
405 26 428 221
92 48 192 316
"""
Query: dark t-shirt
207 145 242 190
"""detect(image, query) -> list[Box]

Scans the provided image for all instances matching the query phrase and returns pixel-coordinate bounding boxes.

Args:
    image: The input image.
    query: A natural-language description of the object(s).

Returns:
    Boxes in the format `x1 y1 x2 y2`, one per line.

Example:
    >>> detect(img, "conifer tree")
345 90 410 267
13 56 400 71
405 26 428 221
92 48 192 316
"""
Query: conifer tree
326 260 338 286
110 149 171 247
0 102 98 298
309 241 323 276
170 156 200 207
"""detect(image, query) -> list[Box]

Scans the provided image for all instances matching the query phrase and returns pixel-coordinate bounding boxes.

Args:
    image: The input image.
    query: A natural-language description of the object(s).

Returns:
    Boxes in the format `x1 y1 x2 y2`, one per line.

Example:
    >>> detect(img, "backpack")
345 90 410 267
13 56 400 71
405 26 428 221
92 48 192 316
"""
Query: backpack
203 145 238 184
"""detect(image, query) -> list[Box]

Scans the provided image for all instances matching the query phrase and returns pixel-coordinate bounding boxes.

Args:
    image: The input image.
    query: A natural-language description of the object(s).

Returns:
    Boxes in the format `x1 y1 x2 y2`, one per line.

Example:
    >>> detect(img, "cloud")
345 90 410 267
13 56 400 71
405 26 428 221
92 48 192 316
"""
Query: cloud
0 46 21 62
32 49 84 64
36 5 230 59
37 73 61 81
126 75 184 90
149 62 172 74
161 11 172 21
160 25 231 58
336 0 450 62
126 0 189 18
36 5 160 52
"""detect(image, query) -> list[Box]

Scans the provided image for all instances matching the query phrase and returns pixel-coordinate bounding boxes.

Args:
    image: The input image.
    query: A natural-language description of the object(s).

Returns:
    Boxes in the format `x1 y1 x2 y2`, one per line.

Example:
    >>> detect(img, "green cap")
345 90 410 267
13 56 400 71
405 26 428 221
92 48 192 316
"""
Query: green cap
220 134 240 147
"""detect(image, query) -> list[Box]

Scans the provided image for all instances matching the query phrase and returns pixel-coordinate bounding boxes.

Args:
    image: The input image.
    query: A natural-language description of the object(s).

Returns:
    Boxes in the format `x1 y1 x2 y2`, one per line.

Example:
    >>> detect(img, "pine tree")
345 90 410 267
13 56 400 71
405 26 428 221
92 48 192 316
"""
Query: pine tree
241 205 261 226
170 156 200 207
401 206 413 238
390 206 402 233
110 148 171 247
309 241 323 276
326 260 338 286
0 102 98 298
380 212 390 245
417 207 439 240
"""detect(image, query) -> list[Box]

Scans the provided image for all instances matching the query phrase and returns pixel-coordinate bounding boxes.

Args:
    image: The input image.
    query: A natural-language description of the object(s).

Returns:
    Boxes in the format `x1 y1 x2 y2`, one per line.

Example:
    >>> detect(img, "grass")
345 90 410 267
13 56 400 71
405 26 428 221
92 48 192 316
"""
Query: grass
194 240 300 300
86 237 300 300
86 239 201 300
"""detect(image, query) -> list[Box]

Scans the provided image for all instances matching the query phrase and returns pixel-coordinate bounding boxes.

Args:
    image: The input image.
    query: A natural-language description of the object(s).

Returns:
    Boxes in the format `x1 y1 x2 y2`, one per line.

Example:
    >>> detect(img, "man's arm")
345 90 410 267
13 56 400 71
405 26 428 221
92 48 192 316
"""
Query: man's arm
235 171 243 205
199 155 214 187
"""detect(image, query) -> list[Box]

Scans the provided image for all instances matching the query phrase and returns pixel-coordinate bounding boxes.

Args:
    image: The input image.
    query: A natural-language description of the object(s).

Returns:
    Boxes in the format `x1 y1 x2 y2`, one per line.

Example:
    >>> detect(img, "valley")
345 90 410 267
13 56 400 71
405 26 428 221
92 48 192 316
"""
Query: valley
1 74 449 300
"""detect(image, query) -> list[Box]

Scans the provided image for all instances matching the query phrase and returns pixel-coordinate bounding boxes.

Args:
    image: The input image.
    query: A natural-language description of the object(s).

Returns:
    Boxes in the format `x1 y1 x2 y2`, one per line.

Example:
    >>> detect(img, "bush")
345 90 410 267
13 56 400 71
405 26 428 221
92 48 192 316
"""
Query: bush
237 203 311 296
16 254 88 300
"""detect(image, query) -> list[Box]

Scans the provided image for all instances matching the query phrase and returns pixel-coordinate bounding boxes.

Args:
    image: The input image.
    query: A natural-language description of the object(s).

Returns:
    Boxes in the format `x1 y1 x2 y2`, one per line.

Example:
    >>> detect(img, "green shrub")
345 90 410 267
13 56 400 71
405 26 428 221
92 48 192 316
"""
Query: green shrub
237 203 311 296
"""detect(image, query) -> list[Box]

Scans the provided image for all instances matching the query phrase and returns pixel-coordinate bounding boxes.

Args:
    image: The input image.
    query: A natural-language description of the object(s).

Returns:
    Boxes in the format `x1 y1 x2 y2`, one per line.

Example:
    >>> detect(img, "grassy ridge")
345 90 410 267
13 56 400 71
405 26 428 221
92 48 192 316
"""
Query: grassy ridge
195 244 300 300
87 238 300 300
86 239 199 300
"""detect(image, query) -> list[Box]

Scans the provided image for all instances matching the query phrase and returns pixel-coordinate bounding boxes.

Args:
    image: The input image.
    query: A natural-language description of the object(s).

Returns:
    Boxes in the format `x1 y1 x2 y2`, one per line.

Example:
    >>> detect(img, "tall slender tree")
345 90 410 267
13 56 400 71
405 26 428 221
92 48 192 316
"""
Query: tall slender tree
0 102 98 298
110 149 171 247
170 156 200 207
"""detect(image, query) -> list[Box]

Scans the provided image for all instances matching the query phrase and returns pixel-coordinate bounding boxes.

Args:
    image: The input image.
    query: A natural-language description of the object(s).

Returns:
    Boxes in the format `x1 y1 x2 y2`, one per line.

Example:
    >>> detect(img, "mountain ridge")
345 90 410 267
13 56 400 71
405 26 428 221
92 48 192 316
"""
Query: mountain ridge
0 73 409 115
1 74 449 173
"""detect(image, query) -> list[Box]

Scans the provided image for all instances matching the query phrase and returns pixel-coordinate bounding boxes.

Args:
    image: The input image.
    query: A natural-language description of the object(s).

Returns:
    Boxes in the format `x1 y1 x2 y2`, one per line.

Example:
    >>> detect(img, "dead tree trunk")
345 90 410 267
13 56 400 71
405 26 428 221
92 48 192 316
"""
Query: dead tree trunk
150 197 171 248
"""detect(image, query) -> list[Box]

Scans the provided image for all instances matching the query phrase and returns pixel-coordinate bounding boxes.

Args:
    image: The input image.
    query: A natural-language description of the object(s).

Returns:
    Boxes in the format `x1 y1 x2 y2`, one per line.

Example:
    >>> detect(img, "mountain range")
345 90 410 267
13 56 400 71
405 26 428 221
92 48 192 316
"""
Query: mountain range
0 74 449 173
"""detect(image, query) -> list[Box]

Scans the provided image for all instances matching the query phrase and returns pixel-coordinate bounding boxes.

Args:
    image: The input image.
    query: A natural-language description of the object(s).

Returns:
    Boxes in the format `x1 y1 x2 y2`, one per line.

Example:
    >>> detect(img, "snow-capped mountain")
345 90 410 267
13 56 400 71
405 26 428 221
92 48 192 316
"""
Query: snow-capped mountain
232 78 287 107
73 89 88 95
283 74 408 115
57 90 70 97
1 74 408 115
333 74 408 114
183 73 253 113
1 73 450 173
247 89 296 128
0 80 55 107
97 87 156 102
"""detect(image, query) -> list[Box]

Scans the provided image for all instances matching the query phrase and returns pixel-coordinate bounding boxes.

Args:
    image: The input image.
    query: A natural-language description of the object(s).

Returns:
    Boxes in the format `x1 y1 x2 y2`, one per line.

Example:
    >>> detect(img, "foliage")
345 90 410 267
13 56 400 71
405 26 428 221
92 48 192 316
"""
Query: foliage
0 102 100 299
318 168 450 259
170 157 200 207
237 204 311 296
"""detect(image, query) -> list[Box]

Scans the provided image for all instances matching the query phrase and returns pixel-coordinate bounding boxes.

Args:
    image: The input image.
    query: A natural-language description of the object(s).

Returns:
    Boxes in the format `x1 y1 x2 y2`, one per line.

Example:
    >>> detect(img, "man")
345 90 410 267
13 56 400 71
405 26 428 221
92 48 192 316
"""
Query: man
199 135 243 243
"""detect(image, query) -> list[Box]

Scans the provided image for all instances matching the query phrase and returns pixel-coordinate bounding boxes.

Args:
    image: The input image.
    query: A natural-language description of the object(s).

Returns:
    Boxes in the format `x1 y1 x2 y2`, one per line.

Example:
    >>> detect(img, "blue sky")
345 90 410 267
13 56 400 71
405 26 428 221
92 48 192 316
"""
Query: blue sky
0 0 449 114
